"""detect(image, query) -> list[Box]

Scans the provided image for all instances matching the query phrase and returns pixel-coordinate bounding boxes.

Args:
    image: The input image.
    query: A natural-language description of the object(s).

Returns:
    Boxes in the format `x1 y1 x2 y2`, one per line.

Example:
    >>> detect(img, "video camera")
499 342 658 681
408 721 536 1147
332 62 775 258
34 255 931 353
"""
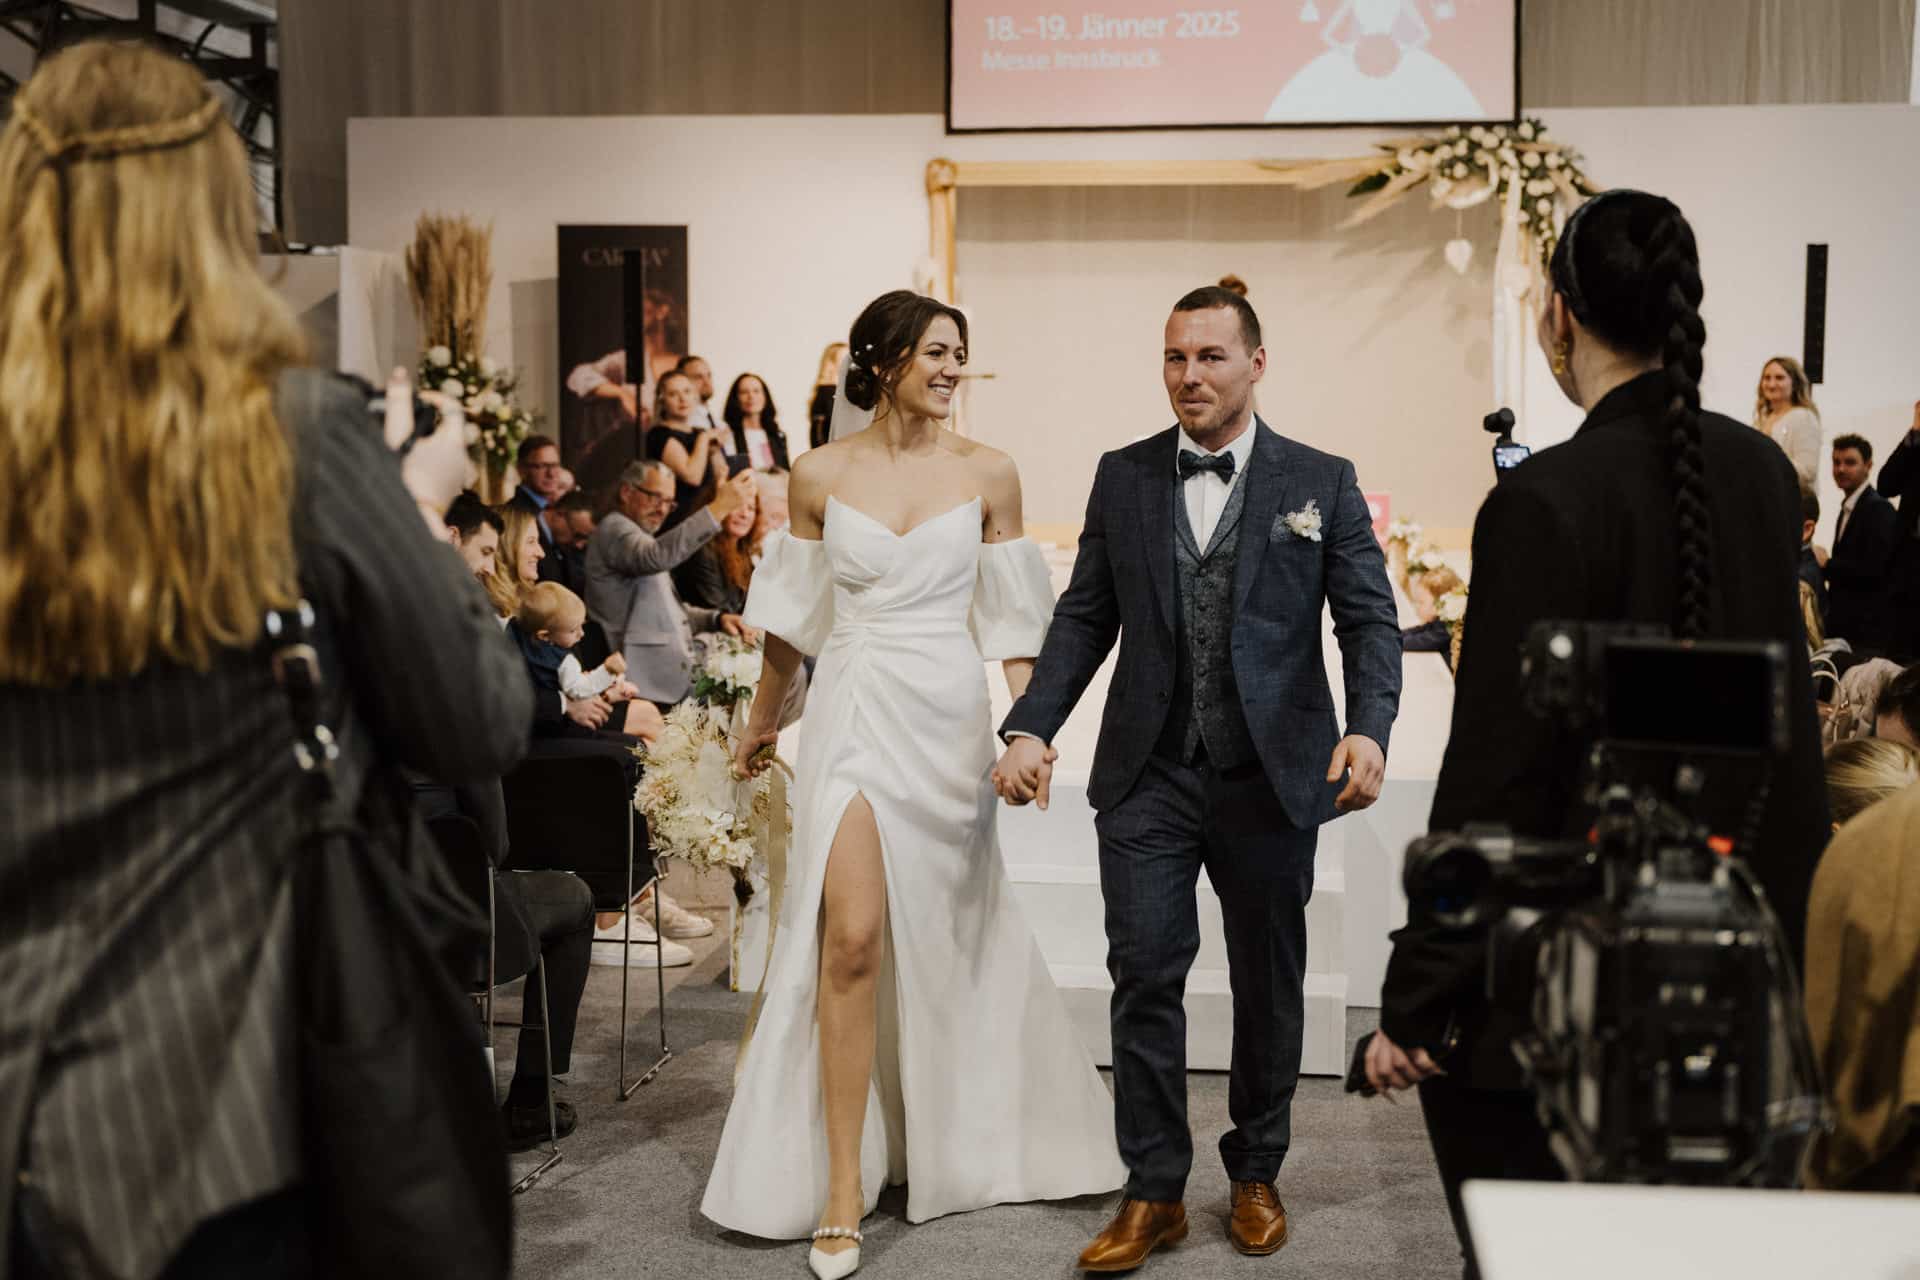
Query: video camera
1402 622 1826 1187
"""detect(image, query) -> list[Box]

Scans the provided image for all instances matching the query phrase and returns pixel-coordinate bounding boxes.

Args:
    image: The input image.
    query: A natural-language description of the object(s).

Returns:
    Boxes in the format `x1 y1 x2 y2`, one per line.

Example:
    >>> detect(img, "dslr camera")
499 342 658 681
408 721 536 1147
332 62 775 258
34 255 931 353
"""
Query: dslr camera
1403 623 1826 1186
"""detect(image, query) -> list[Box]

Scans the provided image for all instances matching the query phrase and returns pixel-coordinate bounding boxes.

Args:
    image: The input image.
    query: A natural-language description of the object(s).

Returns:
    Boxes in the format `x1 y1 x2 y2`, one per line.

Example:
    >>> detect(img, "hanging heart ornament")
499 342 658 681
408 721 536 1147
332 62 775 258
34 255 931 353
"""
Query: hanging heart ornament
1444 237 1475 275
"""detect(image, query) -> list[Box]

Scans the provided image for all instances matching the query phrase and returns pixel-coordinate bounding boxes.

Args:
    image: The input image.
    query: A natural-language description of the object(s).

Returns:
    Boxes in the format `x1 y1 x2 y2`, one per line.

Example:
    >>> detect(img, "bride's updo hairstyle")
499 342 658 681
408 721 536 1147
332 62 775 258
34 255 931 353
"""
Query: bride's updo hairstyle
1549 189 1713 640
843 289 968 415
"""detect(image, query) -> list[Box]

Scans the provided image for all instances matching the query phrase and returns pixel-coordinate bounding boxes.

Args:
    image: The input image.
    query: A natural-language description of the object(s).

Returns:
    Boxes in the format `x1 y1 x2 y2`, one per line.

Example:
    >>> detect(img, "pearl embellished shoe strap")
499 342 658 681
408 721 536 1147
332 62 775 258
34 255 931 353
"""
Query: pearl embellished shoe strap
811 1227 864 1243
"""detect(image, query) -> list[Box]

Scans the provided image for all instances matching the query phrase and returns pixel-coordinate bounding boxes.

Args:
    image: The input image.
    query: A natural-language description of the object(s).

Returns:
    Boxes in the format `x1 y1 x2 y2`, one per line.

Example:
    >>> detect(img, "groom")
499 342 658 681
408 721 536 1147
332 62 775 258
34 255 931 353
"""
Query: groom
994 286 1401 1271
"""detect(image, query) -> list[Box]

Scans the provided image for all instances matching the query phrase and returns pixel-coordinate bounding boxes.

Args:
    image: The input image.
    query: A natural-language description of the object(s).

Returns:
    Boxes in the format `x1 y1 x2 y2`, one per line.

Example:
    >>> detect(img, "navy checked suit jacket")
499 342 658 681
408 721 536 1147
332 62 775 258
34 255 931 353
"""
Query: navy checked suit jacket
1002 419 1402 827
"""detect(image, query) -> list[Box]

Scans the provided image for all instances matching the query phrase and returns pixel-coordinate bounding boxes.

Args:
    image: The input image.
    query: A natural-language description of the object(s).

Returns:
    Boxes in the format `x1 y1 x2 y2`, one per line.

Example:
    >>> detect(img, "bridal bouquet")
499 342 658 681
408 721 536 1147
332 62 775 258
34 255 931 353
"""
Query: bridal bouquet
634 637 790 875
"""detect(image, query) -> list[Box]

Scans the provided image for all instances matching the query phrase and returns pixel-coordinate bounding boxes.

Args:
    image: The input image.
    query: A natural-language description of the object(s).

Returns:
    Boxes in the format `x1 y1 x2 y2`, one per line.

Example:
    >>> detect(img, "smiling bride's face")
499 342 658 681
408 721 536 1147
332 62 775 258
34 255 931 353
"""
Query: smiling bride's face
887 315 966 422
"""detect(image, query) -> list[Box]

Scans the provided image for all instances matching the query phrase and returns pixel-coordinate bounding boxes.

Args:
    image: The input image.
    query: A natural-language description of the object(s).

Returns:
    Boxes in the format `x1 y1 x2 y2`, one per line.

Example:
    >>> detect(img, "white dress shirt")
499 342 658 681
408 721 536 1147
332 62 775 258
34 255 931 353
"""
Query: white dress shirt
1177 416 1257 547
1837 486 1862 545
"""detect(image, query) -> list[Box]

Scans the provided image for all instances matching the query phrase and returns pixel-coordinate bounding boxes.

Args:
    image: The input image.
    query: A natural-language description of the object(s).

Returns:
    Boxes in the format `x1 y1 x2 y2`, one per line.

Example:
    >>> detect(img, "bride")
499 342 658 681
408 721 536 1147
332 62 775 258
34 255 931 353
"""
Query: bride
702 291 1124 1276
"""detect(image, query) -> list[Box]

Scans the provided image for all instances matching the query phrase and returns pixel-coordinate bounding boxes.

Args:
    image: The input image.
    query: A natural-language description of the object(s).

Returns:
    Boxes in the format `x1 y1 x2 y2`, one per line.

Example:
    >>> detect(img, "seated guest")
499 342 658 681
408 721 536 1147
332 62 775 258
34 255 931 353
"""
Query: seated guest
445 490 503 582
1802 581 1828 654
537 491 594 594
484 503 545 623
1799 487 1827 619
1826 434 1900 653
1803 779 1920 1191
1876 664 1920 746
584 460 757 707
722 372 790 472
754 467 791 541
674 486 761 614
1824 737 1920 828
415 780 596 1148
512 581 641 719
646 369 730 526
508 434 566 555
1829 658 1906 742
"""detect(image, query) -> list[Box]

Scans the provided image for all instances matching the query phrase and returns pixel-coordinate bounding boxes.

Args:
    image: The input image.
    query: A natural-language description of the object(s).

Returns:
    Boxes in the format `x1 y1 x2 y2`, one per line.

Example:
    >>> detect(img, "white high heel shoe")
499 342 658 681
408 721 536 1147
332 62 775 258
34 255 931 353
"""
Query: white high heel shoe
808 1227 862 1279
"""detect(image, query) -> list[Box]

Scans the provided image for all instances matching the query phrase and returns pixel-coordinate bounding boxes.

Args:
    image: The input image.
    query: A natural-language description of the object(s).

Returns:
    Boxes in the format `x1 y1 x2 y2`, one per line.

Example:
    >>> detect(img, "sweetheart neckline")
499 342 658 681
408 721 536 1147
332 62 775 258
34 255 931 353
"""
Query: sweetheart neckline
826 494 982 541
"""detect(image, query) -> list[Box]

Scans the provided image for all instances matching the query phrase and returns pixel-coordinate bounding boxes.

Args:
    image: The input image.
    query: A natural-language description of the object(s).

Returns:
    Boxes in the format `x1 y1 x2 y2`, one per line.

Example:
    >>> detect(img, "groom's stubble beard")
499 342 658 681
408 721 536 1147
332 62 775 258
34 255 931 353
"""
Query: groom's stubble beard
1179 385 1253 448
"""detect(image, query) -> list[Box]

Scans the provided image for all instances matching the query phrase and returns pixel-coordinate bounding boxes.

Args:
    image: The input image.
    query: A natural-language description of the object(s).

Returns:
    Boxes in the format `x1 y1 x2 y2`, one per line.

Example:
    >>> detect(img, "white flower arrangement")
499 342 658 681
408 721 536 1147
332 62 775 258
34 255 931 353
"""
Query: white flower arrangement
1408 547 1450 579
416 344 541 473
1437 587 1469 624
1282 499 1323 543
635 636 790 875
1343 116 1597 268
1386 518 1424 548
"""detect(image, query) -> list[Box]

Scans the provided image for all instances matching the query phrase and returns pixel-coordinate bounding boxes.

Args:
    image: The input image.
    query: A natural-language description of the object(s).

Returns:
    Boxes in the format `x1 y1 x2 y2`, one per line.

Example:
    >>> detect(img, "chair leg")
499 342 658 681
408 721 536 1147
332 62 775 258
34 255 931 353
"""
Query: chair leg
618 812 672 1100
512 957 564 1195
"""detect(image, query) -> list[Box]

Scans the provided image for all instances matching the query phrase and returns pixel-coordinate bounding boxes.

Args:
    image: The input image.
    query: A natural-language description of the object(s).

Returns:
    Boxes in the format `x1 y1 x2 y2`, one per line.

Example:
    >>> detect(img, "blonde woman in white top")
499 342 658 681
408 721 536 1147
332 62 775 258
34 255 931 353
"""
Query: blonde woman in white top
1755 354 1822 489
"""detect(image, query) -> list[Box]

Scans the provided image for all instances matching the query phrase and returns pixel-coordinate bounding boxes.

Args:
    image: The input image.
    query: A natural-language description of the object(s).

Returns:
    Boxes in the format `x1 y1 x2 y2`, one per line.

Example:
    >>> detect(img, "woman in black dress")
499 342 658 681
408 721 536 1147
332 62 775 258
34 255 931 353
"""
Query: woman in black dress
645 368 728 526
1365 189 1829 1279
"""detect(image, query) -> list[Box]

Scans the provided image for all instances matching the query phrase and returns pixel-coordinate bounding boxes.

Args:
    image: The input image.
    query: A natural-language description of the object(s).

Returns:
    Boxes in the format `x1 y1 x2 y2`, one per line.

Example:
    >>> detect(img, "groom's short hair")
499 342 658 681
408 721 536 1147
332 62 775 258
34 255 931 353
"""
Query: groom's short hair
1172 285 1262 354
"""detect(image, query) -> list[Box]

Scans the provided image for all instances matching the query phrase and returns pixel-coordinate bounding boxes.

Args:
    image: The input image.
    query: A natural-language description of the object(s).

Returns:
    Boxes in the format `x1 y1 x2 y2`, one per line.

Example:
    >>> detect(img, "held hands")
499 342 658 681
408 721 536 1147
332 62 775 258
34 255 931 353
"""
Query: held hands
608 678 642 702
1328 734 1385 813
1362 1029 1445 1095
604 652 628 677
991 737 1057 809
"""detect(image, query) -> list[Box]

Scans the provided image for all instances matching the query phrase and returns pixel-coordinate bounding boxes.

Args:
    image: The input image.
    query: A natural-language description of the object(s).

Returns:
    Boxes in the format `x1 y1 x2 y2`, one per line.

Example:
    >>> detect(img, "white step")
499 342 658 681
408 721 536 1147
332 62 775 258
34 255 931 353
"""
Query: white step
1051 965 1350 1076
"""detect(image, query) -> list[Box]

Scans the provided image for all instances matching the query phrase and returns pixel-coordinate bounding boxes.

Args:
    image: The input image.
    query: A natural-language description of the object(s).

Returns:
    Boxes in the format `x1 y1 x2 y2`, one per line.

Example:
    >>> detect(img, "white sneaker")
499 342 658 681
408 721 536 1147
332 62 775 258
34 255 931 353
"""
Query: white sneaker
591 915 693 968
644 889 716 939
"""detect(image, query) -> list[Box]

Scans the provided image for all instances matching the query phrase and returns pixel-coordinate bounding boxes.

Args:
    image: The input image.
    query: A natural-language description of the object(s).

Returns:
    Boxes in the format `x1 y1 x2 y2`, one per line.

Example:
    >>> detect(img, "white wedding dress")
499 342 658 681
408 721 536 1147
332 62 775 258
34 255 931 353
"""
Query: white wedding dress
701 495 1125 1239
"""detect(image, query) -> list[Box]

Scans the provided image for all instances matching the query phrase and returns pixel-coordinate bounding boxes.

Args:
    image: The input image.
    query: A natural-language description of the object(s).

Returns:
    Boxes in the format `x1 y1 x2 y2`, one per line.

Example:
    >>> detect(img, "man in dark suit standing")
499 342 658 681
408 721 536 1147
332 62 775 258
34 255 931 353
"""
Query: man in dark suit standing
994 287 1402 1270
1825 433 1900 653
1871 402 1920 661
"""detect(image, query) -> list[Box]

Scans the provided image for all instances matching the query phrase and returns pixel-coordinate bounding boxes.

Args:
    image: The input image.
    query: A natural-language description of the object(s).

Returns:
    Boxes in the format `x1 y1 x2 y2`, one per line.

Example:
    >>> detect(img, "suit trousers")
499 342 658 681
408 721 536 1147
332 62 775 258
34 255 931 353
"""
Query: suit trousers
11 1185 311 1280
1416 1078 1562 1280
497 870 594 1088
1094 751 1317 1201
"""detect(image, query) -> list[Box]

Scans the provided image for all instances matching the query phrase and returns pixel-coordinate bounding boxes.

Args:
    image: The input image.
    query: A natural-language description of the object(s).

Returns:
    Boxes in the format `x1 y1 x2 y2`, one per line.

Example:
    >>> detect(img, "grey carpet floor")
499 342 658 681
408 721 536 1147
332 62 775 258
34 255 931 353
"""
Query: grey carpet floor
499 927 1463 1280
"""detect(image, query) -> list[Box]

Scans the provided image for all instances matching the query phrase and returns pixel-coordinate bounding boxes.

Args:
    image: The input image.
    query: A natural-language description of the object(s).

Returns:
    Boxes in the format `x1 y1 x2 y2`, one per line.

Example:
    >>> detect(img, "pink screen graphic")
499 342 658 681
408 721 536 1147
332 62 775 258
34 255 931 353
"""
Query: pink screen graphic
951 1 1516 131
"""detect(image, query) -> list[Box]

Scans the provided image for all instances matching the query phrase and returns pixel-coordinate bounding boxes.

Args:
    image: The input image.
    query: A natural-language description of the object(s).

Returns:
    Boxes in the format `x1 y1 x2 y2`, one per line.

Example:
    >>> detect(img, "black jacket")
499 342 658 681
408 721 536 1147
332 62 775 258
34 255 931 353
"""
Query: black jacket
1873 432 1920 545
1380 373 1830 1089
1824 484 1899 649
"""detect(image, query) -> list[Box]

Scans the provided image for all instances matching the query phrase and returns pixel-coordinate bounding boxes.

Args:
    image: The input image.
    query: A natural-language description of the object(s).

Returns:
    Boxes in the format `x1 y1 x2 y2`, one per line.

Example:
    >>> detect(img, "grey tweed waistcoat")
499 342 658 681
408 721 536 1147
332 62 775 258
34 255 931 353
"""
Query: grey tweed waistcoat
1154 471 1259 769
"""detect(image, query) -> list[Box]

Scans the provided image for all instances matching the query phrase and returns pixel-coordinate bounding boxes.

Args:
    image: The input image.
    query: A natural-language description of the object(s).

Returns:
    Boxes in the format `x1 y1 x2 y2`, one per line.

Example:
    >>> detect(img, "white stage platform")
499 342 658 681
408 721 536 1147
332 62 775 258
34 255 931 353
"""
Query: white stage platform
736 543 1455 1076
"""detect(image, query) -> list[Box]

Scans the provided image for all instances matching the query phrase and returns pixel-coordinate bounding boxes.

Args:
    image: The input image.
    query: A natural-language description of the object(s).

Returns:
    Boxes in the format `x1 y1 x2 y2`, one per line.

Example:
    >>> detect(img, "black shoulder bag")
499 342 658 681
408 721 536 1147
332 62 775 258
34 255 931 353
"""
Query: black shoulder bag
268 603 511 1280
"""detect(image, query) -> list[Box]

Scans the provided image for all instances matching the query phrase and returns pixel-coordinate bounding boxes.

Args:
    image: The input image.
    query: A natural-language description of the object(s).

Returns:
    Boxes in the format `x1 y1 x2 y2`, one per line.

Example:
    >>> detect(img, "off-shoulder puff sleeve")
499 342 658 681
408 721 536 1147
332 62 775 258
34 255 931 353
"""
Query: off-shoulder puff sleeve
969 538 1057 661
743 530 834 656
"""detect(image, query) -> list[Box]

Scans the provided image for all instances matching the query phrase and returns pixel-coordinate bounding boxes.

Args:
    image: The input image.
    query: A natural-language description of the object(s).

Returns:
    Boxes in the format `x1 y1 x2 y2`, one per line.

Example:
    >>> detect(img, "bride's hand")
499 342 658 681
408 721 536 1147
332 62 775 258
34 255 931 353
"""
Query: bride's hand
733 723 780 778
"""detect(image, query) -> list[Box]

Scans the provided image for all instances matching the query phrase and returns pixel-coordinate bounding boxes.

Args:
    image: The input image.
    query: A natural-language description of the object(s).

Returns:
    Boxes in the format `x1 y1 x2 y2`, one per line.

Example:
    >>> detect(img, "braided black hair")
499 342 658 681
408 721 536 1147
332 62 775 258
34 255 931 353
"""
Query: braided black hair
1551 191 1714 640
843 290 968 413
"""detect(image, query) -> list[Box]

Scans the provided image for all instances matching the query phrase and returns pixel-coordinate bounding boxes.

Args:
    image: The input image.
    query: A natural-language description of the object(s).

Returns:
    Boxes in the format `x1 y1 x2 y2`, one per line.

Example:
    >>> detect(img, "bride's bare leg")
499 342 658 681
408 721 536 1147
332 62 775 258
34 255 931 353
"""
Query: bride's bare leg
815 793 886 1255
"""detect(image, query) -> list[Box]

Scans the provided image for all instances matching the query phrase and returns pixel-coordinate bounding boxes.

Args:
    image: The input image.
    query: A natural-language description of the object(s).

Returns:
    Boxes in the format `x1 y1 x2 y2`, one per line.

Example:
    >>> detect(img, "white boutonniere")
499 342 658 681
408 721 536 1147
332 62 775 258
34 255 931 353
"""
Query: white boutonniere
1283 499 1324 543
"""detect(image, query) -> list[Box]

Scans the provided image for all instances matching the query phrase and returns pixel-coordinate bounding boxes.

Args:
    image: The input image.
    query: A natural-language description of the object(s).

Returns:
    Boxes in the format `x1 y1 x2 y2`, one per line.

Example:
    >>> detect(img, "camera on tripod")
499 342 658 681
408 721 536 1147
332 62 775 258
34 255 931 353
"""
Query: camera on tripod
1402 622 1825 1187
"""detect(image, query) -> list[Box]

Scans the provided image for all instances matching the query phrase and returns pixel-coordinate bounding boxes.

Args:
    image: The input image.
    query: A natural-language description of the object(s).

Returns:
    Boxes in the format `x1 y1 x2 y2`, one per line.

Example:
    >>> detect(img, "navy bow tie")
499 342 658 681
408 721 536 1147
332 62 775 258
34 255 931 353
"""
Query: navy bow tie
1178 450 1235 482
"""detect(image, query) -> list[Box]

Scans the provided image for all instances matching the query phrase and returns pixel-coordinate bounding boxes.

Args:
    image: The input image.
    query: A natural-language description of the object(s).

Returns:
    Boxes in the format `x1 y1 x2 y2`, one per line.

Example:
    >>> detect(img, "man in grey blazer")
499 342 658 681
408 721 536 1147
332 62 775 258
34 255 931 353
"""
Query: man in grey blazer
584 460 757 706
995 287 1401 1271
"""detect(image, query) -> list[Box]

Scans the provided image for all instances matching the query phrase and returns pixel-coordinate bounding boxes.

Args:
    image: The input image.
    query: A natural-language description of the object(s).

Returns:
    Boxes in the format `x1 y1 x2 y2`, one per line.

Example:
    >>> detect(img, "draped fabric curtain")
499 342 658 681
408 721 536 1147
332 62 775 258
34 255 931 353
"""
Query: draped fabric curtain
280 0 1917 244
1523 0 1916 108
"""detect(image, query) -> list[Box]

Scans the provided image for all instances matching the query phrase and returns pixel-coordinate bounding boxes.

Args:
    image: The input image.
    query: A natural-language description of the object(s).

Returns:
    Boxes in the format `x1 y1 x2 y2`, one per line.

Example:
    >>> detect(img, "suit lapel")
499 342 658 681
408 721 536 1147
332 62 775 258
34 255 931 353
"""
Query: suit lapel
1234 420 1293 612
1139 434 1178 635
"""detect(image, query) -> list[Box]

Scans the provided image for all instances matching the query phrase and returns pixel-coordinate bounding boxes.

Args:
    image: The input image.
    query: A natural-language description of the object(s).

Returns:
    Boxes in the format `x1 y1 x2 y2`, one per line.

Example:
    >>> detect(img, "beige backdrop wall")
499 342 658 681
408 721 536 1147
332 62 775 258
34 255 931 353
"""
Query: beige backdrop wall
954 186 1496 531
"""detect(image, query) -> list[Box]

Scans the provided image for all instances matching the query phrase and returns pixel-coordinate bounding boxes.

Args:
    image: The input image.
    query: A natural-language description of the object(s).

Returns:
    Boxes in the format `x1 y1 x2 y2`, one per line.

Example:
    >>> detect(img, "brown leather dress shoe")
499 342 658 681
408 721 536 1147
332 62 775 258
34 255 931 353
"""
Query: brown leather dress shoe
1078 1198 1188 1273
1228 1181 1289 1256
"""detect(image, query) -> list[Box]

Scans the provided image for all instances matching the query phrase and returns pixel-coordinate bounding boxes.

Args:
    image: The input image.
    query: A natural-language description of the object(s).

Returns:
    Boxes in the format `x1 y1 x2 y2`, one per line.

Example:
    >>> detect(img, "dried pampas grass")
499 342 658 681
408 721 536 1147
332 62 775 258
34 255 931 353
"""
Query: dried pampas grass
406 213 493 357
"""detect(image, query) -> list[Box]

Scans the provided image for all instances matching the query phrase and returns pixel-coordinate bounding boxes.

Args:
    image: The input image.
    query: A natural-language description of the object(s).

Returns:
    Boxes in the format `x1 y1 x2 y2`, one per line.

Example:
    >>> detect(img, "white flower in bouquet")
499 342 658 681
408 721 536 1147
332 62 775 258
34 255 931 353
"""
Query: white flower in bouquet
1536 198 1553 215
480 355 499 378
1438 589 1469 624
1451 162 1468 179
1545 152 1563 169
439 378 464 399
427 345 452 368
1522 151 1540 169
1387 518 1423 545
1409 547 1448 576
1518 121 1536 141
482 389 506 414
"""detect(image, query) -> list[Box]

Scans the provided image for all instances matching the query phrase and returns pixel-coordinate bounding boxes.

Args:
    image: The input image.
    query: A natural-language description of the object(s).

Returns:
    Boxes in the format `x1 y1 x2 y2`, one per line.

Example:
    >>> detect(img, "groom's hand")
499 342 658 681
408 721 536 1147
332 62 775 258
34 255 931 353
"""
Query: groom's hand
992 736 1057 809
1328 734 1385 812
